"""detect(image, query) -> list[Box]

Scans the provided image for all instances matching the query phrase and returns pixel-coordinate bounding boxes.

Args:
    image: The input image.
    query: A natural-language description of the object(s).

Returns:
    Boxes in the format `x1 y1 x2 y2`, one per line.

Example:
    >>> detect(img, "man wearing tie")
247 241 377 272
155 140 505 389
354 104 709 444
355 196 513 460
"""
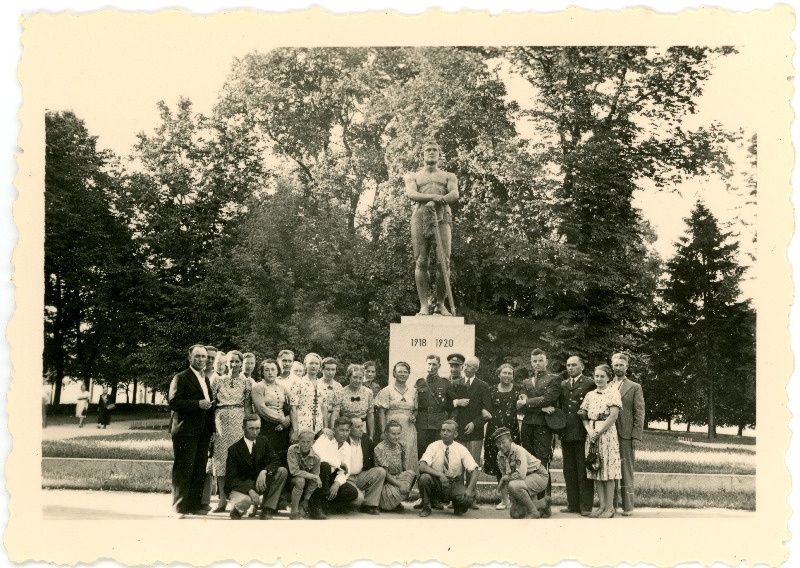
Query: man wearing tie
611 352 645 516
559 355 596 516
169 344 215 517
451 355 493 469
417 420 479 517
224 415 289 519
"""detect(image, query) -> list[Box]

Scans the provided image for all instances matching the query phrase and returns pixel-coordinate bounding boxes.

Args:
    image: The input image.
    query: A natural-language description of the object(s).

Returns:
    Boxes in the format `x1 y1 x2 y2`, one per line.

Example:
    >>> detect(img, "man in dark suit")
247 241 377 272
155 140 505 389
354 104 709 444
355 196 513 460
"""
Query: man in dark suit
345 416 386 514
169 344 215 517
451 355 493 467
517 348 561 511
225 415 289 519
559 355 595 516
611 352 645 516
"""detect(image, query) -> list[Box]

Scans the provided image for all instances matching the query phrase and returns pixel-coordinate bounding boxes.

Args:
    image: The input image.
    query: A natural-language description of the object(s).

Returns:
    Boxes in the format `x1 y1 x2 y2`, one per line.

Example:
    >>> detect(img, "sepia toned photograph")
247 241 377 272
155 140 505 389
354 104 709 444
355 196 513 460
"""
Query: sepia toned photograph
6 6 794 567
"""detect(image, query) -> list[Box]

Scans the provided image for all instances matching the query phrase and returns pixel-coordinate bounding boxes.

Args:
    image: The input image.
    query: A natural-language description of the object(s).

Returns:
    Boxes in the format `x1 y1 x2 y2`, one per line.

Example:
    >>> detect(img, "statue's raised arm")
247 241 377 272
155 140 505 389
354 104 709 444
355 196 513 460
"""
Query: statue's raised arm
406 140 459 316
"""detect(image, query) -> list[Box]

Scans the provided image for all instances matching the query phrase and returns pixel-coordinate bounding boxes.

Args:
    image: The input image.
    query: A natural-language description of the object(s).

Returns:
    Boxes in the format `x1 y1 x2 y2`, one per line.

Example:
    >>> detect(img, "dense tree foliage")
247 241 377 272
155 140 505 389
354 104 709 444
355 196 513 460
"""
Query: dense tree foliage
43 47 756 432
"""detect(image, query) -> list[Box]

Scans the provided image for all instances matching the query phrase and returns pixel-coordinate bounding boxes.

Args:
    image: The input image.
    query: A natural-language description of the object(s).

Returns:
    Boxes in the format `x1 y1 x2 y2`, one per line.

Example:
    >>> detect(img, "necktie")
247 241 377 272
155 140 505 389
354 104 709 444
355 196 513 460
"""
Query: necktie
443 446 450 475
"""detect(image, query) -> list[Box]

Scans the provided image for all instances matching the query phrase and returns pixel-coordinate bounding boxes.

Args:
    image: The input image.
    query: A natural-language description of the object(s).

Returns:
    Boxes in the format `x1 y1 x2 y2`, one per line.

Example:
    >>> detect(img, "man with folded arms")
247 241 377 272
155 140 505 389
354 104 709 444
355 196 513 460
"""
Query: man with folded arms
417 420 479 517
492 427 550 519
224 415 288 520
313 416 359 513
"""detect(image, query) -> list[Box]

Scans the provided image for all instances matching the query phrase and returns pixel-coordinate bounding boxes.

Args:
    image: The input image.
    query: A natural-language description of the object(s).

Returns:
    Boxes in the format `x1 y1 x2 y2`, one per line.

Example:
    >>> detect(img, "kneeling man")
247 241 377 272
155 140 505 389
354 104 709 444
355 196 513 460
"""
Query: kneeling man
418 420 479 517
225 415 288 520
492 427 550 519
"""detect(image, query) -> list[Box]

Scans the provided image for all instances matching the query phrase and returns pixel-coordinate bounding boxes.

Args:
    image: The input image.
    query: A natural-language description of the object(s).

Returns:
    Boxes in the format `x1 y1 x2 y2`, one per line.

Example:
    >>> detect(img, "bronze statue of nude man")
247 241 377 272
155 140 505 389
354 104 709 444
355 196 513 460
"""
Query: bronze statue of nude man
404 140 459 316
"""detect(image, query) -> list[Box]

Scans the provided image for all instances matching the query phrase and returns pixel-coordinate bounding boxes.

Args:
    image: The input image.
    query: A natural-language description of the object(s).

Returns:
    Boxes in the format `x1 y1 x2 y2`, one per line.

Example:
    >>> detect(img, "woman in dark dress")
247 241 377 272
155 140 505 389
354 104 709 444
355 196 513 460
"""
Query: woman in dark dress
483 363 521 510
97 386 112 429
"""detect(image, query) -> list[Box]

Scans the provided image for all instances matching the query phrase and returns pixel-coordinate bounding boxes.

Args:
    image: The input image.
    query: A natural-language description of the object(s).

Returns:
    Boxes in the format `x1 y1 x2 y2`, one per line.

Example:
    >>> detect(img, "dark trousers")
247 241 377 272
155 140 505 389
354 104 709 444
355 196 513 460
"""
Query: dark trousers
521 423 553 498
171 433 211 514
417 429 440 460
562 439 594 513
418 473 470 514
319 462 358 510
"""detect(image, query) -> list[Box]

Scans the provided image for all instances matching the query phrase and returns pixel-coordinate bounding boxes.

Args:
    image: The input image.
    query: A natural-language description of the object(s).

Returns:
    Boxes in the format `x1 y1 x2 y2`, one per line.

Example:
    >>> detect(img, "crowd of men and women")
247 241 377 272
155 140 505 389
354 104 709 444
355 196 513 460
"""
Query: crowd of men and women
168 345 645 520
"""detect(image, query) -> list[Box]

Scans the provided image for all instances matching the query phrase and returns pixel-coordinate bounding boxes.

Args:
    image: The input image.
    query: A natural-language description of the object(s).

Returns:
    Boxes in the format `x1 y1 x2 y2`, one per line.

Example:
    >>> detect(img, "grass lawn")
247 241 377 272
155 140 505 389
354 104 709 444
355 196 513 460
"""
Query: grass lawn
45 408 168 427
42 429 756 474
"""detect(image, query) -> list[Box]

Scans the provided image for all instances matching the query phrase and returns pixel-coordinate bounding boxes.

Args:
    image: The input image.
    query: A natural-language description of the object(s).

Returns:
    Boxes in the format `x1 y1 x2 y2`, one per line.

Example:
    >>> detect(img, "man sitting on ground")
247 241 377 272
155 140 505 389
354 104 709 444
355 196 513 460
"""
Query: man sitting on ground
417 419 479 517
492 427 550 519
345 417 386 515
312 416 359 513
224 415 288 520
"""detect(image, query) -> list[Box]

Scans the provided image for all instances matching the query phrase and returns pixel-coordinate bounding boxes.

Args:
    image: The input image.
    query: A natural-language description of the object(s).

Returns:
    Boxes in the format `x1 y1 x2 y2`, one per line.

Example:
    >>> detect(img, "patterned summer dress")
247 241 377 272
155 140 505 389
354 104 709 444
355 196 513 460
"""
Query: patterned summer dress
580 388 622 481
374 441 417 510
211 373 251 476
290 375 325 435
483 384 522 477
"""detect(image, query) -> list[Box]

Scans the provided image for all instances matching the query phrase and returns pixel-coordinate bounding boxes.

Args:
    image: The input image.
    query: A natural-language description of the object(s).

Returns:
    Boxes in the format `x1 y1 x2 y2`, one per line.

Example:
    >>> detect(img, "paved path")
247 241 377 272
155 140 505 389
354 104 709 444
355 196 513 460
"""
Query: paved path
42 421 150 441
42 490 754 521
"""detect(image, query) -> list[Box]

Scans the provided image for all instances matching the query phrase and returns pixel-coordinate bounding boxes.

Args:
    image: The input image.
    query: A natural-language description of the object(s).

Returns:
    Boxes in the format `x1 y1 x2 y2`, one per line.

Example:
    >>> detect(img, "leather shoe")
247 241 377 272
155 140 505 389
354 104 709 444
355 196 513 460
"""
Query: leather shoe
431 501 444 510
212 505 227 513
360 505 380 515
580 511 591 517
259 507 274 520
290 512 302 520
310 510 328 520
391 504 405 513
230 508 243 520
621 510 633 516
419 507 432 517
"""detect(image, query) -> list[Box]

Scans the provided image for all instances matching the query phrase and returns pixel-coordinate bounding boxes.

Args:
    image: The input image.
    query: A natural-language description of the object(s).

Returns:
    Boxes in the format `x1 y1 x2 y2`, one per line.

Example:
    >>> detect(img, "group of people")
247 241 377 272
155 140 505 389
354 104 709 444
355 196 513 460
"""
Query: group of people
168 344 644 520
73 382 114 429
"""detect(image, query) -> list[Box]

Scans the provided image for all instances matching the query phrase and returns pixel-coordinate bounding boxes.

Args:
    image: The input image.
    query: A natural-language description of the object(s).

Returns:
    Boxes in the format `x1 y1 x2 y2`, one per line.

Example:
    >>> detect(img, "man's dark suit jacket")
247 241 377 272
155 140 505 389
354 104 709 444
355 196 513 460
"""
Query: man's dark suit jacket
451 377 493 442
349 435 376 470
559 374 596 442
520 371 562 426
168 368 215 437
616 378 645 441
224 435 281 496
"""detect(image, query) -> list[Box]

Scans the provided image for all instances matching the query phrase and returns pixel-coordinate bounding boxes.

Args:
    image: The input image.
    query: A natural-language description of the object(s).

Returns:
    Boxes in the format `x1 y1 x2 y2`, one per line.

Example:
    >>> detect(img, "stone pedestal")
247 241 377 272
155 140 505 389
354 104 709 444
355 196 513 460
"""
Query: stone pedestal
388 315 475 386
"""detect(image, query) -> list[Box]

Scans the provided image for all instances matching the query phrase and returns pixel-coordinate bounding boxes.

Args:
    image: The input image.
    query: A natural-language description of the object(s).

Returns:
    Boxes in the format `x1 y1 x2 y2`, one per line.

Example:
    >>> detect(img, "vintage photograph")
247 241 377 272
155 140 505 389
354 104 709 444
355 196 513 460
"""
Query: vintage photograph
7 7 793 567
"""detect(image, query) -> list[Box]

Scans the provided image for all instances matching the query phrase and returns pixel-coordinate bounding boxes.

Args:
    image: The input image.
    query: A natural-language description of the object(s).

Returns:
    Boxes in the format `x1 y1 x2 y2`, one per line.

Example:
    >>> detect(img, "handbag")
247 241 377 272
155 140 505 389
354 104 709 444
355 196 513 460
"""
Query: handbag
586 439 601 472
107 403 116 411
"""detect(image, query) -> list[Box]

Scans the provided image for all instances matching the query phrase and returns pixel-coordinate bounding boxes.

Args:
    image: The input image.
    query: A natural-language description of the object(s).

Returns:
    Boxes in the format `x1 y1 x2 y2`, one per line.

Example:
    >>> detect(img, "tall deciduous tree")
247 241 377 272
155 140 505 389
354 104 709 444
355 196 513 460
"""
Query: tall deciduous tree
649 201 754 438
44 111 144 401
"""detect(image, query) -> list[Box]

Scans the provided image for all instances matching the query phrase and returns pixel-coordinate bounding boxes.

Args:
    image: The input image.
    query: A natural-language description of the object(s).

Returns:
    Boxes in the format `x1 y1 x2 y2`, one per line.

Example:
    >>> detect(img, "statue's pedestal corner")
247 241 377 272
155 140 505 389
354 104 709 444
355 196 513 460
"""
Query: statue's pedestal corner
399 315 465 326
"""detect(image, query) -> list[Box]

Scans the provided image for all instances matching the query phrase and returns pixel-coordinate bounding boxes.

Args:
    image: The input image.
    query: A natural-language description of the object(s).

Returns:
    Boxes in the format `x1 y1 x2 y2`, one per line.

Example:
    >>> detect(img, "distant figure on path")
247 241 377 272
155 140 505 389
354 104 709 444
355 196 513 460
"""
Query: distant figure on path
97 386 113 429
75 382 89 428
405 139 459 315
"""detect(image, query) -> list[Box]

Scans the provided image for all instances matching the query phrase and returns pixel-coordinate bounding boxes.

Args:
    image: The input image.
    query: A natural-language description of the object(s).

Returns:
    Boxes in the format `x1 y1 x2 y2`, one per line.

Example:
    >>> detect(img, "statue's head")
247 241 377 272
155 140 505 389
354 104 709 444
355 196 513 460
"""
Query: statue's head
421 139 441 165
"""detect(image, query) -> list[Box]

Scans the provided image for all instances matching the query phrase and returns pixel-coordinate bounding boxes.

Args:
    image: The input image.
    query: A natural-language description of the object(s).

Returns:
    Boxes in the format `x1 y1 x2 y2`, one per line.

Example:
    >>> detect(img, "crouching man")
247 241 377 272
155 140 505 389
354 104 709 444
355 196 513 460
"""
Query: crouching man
286 430 326 519
225 415 288 520
492 427 550 519
417 419 479 517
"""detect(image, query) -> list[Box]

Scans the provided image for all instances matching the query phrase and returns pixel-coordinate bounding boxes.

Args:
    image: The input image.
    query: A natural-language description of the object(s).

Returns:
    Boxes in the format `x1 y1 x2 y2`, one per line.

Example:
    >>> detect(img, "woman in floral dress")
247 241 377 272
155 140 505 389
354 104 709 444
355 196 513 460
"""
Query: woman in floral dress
289 353 324 443
579 364 622 518
374 420 417 512
211 350 251 512
483 363 522 509
252 358 291 464
331 364 375 438
375 361 418 472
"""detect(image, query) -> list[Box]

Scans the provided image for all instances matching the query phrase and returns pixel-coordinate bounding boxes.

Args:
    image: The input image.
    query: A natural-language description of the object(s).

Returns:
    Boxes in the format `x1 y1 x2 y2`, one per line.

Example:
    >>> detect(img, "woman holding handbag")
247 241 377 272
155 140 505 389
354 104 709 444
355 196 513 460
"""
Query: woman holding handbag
97 386 114 429
579 364 622 518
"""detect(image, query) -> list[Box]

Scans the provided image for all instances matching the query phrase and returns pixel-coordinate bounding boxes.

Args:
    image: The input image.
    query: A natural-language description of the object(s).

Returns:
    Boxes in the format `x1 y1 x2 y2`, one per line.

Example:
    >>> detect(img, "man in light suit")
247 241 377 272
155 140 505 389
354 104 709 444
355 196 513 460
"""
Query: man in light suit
611 352 645 516
169 344 215 517
225 415 289 519
558 355 595 516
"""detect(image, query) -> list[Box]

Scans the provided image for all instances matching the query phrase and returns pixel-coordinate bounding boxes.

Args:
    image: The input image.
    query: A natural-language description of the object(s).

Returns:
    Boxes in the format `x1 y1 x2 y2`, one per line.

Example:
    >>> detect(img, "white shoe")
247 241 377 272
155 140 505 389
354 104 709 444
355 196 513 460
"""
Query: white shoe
496 501 508 510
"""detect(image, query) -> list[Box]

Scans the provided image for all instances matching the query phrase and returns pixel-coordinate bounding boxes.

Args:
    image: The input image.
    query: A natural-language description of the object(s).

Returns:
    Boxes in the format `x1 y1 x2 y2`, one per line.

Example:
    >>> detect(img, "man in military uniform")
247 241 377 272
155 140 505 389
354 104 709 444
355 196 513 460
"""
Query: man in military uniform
559 355 595 516
405 140 459 315
415 354 456 460
517 348 561 514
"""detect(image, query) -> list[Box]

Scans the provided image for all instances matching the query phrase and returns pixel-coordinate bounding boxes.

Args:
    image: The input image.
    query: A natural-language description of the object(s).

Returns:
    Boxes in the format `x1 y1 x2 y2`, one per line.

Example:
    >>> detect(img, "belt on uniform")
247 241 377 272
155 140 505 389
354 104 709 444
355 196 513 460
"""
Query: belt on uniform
216 404 244 409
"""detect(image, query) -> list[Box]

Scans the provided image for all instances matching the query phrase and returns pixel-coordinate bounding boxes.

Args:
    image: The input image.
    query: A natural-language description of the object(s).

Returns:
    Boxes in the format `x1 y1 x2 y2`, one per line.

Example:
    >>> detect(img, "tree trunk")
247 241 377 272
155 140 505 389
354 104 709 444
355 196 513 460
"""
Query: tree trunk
707 381 717 439
737 424 744 436
686 421 691 433
132 376 138 405
667 418 672 431
151 388 156 404
110 382 119 402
